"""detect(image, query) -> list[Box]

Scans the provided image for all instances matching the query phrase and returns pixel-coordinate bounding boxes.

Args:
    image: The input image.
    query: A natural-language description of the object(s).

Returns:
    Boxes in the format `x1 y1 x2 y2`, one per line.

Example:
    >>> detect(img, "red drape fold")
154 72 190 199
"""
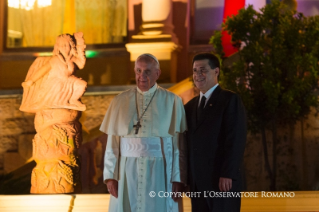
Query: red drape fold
222 0 245 56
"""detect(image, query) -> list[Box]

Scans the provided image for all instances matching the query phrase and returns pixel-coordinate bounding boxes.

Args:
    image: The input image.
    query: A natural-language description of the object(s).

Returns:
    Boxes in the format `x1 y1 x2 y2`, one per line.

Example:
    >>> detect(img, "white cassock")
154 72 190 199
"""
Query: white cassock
100 83 187 212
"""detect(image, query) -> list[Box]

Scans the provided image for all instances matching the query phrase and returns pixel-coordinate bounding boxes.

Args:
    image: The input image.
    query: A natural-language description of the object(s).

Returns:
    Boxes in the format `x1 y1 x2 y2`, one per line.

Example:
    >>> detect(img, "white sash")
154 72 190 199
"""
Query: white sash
120 137 164 157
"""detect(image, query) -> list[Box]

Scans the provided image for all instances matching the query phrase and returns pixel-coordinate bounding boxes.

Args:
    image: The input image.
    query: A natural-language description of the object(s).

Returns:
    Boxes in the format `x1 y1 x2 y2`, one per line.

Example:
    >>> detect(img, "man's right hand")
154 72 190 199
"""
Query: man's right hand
106 179 118 198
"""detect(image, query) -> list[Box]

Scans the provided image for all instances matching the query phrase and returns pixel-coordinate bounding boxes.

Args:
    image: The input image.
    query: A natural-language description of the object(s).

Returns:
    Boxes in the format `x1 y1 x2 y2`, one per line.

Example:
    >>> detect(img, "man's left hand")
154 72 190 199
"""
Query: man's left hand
219 177 232 192
172 182 185 202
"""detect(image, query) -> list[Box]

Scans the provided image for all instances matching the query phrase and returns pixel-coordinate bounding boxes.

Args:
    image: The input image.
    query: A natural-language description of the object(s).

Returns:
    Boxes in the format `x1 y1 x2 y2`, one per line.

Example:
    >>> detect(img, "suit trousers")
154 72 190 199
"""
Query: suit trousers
191 184 212 212
190 184 241 212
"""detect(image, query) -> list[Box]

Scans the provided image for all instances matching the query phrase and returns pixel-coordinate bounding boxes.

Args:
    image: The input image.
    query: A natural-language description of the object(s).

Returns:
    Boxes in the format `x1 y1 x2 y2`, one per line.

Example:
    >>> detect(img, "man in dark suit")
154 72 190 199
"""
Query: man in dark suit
184 53 246 212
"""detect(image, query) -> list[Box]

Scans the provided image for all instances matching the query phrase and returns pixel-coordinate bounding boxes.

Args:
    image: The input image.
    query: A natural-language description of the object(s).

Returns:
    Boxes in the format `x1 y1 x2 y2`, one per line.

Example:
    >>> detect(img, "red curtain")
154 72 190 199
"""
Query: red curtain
222 0 245 56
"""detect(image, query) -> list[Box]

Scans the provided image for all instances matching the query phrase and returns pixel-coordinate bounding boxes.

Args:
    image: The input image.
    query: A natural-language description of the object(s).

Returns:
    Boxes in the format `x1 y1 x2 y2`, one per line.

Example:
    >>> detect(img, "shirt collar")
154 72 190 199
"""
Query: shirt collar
137 83 158 95
200 83 219 101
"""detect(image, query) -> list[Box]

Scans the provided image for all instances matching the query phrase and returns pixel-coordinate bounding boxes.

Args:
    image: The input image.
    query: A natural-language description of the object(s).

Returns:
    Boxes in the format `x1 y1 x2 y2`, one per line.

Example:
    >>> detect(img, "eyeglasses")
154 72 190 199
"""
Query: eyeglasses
193 68 216 75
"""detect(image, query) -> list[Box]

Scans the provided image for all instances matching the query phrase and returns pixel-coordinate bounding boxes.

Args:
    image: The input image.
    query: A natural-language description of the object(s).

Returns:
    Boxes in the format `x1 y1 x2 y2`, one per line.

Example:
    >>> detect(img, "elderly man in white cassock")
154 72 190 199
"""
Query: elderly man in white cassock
100 53 187 212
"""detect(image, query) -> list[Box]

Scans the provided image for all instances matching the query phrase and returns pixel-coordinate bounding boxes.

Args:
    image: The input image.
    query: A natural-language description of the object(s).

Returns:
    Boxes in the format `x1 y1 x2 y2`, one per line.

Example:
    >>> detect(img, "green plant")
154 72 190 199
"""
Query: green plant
211 0 319 190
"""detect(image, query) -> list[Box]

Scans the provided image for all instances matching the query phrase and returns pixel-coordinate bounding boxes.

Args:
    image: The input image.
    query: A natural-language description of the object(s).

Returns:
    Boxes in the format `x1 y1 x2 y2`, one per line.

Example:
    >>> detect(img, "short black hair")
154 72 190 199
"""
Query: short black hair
192 53 220 70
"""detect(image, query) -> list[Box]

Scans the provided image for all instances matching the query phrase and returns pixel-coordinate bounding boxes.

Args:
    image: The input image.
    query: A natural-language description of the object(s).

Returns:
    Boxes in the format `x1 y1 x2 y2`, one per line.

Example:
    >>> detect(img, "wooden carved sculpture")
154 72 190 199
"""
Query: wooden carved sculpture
19 32 87 193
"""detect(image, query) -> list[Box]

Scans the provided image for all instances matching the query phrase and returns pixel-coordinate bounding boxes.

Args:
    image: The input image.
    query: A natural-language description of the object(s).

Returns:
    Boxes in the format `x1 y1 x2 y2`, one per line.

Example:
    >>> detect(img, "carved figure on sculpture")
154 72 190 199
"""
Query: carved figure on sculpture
20 32 87 112
19 32 87 194
30 115 82 193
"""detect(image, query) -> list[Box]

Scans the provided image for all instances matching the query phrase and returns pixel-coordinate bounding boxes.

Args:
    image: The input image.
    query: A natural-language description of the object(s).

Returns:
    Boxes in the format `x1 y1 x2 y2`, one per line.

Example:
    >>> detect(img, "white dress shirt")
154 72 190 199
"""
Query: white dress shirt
198 83 219 108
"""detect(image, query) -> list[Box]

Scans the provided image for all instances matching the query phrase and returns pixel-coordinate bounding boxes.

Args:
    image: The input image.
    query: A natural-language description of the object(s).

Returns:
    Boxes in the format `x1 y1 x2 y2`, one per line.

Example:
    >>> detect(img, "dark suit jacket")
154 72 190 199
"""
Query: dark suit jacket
185 86 246 208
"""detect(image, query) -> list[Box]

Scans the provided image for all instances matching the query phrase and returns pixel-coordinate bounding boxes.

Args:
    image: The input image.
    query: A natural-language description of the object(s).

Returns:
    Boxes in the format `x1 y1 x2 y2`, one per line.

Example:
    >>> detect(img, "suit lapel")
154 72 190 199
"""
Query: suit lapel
195 86 222 130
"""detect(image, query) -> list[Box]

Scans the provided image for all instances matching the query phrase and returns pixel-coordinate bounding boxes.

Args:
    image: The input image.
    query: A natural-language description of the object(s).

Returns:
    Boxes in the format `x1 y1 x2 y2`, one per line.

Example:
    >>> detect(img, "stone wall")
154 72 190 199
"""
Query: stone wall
0 97 34 174
1 92 319 191
244 107 319 191
0 94 115 176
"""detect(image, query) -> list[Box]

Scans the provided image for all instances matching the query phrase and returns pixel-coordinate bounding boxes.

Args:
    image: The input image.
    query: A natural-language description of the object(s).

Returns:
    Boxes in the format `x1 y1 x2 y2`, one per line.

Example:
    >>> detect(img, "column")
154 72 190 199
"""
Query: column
126 0 179 82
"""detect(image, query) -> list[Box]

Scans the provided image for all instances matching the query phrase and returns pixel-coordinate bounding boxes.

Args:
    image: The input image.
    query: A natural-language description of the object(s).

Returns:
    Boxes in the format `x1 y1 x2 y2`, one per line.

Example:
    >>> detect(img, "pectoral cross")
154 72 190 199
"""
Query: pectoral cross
133 121 142 134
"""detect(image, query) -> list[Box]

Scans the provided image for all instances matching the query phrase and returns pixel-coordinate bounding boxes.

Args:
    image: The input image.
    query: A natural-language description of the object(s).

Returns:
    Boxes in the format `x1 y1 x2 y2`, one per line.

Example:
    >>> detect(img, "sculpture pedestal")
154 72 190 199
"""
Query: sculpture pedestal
126 42 180 82
31 109 82 193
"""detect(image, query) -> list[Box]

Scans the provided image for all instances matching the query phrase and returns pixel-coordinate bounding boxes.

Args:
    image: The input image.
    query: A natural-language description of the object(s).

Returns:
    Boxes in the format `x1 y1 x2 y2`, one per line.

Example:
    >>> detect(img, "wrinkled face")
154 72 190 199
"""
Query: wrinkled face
134 59 160 91
193 59 219 93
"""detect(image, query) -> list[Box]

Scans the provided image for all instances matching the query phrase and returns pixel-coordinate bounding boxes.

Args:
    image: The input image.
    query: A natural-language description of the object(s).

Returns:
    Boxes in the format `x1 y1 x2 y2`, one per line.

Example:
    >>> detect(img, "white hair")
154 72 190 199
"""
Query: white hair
135 53 160 69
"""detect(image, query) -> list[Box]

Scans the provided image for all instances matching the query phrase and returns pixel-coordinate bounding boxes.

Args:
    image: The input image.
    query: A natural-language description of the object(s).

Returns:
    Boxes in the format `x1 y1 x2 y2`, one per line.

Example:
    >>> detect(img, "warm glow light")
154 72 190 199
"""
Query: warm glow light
20 0 36 10
38 0 51 8
33 52 52 57
8 0 52 10
8 0 20 8
168 76 194 95
33 51 96 58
